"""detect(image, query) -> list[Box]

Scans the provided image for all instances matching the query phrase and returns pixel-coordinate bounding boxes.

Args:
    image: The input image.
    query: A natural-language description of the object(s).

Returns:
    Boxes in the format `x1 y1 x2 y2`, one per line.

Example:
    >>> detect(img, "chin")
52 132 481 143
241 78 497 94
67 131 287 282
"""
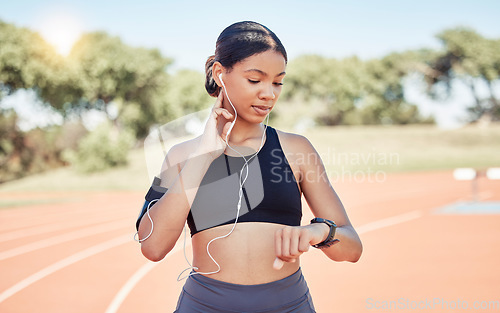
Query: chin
249 112 271 124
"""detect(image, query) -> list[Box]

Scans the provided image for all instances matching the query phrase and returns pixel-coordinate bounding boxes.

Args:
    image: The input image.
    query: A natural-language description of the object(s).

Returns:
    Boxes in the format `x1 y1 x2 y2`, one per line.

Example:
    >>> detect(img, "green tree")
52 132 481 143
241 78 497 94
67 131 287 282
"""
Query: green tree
283 55 364 125
282 53 430 125
359 52 431 125
0 20 60 98
419 27 500 122
63 120 133 173
0 109 25 182
164 69 212 116
0 21 73 180
63 32 174 138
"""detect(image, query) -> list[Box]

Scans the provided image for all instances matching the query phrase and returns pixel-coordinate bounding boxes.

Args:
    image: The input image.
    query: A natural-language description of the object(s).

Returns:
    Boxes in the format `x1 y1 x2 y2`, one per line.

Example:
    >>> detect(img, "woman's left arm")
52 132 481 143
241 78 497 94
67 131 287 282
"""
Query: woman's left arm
299 135 362 262
274 134 362 266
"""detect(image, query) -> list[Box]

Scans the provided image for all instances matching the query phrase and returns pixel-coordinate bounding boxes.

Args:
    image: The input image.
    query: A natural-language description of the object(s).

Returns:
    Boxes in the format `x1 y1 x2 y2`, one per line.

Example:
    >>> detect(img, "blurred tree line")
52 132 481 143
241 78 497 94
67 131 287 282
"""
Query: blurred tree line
0 20 210 180
1 20 499 180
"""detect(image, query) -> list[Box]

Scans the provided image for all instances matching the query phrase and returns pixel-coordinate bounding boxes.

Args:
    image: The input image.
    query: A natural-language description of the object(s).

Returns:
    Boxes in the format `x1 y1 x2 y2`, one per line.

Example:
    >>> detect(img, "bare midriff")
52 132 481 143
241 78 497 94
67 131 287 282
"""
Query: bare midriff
191 222 300 285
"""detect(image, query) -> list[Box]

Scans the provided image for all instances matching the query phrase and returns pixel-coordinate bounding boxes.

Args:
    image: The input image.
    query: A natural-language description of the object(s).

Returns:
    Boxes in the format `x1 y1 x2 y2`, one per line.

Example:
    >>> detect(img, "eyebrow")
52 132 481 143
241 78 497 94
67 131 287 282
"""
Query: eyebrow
244 69 286 77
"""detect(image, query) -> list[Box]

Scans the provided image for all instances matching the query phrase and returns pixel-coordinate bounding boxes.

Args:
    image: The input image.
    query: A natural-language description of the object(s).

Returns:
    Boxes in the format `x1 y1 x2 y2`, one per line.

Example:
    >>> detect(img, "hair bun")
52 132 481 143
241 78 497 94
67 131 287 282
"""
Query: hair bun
205 55 220 97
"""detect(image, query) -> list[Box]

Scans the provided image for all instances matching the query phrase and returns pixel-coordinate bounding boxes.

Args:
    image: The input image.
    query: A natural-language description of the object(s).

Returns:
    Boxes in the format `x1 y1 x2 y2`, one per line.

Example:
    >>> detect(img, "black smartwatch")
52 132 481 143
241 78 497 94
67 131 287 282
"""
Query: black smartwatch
310 217 339 249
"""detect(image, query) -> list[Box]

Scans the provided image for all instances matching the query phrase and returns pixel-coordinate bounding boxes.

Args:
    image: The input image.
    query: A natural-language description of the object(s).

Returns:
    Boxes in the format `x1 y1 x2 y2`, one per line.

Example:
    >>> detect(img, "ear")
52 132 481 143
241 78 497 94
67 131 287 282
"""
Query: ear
212 61 224 87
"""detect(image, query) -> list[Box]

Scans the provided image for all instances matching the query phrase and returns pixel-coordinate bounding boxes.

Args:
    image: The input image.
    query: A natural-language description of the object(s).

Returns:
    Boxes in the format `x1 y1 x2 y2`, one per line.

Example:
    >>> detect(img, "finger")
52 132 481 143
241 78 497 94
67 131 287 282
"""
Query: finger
221 110 233 120
221 120 235 141
281 227 291 258
289 228 300 257
213 91 224 109
298 229 311 253
212 108 232 120
218 109 233 120
298 236 310 253
273 257 284 270
275 229 282 258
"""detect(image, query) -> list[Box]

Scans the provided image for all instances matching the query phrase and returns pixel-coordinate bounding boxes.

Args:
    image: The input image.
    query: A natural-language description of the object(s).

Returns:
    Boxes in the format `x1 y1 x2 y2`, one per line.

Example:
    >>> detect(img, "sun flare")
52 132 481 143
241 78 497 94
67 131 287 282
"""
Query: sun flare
39 11 83 56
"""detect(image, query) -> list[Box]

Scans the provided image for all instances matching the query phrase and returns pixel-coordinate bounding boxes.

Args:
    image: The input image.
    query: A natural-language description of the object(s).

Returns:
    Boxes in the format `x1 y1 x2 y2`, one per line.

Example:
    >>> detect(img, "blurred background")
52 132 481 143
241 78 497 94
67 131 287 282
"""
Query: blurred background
1 1 500 312
0 0 499 185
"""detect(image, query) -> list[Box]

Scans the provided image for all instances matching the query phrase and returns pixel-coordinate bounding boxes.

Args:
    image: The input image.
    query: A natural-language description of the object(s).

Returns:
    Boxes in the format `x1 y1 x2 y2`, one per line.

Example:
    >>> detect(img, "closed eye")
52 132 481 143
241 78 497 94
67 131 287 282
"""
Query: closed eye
248 79 283 86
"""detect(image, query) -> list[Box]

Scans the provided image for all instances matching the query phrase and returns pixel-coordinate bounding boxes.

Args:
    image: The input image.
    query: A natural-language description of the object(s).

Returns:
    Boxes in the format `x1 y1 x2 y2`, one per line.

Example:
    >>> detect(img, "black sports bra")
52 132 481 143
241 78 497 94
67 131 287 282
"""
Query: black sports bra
136 126 302 236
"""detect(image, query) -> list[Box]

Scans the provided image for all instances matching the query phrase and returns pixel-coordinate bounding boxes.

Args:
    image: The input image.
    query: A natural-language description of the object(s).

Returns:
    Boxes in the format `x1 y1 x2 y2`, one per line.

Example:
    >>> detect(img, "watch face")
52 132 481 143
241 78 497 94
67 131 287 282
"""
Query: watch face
310 217 337 249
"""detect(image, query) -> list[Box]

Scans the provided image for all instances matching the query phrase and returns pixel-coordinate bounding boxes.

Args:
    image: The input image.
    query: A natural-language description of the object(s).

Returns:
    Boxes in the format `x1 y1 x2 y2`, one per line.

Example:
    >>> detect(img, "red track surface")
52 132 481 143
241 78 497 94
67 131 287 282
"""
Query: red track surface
1 170 499 312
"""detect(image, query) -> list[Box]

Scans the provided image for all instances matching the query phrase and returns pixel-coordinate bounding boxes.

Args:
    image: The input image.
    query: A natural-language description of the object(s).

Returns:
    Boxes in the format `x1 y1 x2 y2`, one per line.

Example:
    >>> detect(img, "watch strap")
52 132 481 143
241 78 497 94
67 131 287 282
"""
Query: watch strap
310 217 339 249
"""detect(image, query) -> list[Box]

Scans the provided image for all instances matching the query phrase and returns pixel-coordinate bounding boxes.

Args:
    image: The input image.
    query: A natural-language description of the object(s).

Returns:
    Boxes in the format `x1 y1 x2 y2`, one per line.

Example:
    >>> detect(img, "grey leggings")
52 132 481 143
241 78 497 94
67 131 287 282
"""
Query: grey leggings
174 268 316 313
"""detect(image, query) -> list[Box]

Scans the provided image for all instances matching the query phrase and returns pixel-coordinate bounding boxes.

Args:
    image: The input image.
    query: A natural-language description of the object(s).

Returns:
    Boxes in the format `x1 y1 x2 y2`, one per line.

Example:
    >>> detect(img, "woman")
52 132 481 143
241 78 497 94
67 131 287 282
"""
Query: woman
136 21 362 313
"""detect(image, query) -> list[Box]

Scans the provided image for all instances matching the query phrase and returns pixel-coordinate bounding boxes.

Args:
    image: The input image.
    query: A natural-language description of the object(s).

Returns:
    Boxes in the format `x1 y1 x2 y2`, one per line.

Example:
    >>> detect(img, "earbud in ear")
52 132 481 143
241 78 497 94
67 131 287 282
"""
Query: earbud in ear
219 73 226 88
218 73 225 88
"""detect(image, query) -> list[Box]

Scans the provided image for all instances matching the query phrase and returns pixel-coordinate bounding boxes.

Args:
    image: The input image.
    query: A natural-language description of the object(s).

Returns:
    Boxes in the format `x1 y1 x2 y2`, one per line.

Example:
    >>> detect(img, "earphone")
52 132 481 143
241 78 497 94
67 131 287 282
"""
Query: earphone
134 72 270 280
133 199 158 243
176 73 269 280
219 73 237 145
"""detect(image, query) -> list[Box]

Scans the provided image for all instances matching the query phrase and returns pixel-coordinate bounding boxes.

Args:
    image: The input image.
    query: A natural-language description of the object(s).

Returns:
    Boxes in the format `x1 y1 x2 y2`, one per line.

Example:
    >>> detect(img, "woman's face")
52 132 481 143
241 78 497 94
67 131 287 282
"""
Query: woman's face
219 50 286 124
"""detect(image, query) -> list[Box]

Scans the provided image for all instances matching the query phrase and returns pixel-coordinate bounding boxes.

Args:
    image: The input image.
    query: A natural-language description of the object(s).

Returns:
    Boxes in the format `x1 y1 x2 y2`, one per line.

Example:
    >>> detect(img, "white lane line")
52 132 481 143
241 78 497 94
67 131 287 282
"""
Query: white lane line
104 211 424 313
104 262 158 313
0 234 130 303
0 220 130 261
105 237 189 313
357 210 423 235
0 206 101 228
0 212 130 243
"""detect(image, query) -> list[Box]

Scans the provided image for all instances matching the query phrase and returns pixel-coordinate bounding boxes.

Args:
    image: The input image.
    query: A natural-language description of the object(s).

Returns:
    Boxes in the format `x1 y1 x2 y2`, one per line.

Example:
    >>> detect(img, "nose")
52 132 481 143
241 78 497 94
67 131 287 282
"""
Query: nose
259 83 276 101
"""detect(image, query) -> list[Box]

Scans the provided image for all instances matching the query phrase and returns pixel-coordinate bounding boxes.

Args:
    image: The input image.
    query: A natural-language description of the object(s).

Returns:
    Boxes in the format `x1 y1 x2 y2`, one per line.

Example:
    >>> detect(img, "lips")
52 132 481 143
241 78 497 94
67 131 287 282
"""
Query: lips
252 105 272 116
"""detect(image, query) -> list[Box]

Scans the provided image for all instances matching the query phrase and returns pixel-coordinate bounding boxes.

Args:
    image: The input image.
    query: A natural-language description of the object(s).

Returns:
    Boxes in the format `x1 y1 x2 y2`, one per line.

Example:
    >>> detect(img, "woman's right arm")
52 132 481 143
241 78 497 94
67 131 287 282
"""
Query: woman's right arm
138 92 233 261
138 150 215 261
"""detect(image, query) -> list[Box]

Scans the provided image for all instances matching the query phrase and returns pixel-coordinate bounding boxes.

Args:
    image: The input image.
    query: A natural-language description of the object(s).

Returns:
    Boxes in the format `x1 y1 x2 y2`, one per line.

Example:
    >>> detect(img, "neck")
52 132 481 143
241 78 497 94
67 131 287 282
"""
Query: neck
227 119 266 144
225 119 268 157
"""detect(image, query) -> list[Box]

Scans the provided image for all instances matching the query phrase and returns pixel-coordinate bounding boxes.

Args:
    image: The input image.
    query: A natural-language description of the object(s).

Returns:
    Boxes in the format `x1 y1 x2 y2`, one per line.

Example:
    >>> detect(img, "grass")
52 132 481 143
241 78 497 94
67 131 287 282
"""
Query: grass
0 147 150 193
304 124 500 175
0 124 499 194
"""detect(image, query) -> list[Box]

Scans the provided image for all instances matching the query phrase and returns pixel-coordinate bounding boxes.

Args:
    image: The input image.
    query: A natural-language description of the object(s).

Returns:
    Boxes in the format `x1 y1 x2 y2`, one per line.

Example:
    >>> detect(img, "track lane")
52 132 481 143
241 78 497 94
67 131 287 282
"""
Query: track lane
0 171 498 312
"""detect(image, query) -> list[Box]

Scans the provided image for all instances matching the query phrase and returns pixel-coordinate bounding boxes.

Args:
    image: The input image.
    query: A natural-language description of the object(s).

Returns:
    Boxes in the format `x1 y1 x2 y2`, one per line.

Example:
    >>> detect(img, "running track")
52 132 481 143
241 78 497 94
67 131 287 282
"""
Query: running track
0 170 499 312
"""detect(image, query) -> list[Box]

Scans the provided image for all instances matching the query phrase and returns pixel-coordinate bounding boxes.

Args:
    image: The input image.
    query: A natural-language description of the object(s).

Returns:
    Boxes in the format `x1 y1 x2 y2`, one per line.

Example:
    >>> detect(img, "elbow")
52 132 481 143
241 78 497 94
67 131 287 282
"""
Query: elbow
348 250 362 263
344 228 363 263
347 241 363 263
141 246 166 262
330 240 363 263
141 242 174 262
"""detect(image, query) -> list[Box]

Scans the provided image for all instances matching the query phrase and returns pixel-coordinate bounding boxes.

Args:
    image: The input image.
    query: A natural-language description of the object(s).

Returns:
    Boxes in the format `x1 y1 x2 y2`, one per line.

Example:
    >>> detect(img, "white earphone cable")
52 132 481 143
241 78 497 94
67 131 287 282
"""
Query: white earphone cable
177 75 269 280
134 75 270 281
133 199 158 243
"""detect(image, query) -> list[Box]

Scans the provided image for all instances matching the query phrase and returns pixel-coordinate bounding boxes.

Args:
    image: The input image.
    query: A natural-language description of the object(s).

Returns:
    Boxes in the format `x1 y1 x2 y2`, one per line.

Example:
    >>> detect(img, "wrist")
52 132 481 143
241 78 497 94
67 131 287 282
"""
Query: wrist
310 217 339 249
314 223 330 244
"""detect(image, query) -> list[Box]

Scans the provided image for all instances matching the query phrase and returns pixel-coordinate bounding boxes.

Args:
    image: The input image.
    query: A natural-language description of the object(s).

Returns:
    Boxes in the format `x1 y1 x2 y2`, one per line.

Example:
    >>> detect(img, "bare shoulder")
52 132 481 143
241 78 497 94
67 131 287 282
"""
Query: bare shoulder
275 129 316 154
275 128 323 179
155 135 202 187
163 135 202 168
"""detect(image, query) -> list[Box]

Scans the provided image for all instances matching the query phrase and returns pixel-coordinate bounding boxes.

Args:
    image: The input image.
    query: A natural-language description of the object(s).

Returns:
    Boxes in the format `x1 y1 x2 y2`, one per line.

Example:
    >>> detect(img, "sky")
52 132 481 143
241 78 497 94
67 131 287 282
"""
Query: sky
1 0 500 129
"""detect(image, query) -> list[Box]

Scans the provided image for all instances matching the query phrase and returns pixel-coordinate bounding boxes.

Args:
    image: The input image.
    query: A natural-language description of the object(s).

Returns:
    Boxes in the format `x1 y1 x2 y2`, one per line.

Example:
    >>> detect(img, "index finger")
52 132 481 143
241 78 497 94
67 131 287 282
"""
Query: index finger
213 90 224 109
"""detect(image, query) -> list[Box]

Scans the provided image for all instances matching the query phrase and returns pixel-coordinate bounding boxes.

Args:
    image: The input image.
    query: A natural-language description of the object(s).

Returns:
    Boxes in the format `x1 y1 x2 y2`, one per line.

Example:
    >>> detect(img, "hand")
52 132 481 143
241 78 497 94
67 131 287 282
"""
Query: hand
196 92 234 159
273 224 329 270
